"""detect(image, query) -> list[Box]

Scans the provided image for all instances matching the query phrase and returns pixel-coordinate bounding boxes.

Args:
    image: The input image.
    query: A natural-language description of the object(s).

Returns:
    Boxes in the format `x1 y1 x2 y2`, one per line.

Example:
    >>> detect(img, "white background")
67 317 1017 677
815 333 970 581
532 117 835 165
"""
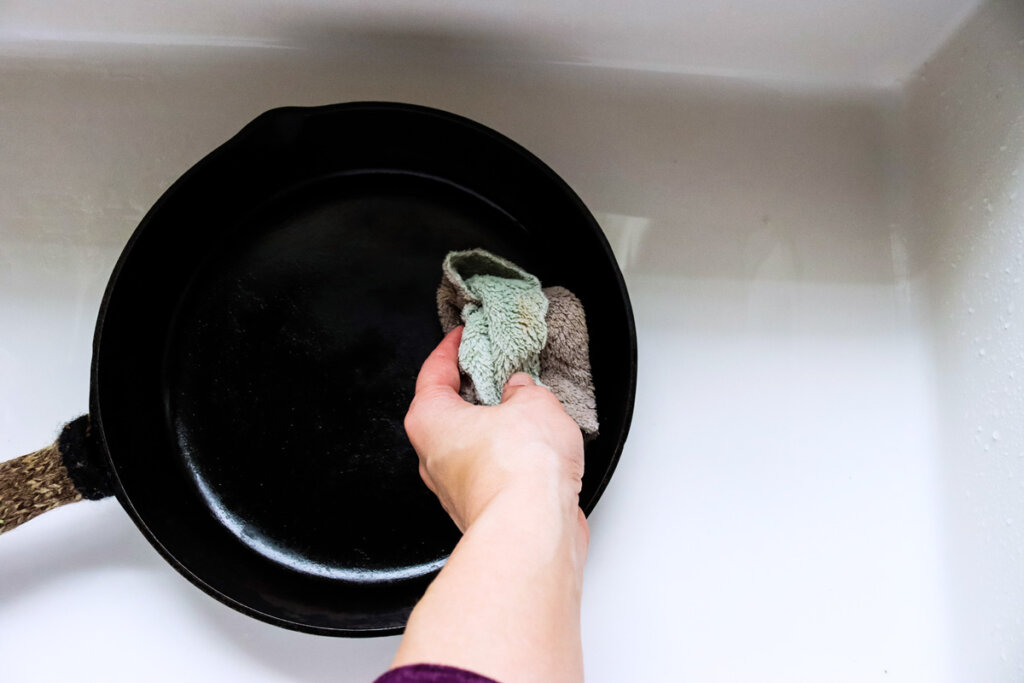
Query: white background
1 1 1022 681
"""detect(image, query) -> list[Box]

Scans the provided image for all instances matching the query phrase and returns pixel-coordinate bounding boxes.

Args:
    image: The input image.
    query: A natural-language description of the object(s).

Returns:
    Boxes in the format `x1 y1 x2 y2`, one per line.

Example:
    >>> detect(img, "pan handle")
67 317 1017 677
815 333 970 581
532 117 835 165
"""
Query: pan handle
0 415 115 535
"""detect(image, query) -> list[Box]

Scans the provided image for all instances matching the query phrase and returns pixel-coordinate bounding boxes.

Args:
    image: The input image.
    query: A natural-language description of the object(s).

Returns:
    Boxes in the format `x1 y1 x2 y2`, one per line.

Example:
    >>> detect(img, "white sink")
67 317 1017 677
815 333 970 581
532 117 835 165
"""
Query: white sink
1 1 1021 681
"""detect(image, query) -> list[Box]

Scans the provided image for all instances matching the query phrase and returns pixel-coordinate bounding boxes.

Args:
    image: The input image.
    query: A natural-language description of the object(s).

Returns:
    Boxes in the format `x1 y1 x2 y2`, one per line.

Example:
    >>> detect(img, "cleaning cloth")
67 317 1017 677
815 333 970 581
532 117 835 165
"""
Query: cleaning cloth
437 249 599 437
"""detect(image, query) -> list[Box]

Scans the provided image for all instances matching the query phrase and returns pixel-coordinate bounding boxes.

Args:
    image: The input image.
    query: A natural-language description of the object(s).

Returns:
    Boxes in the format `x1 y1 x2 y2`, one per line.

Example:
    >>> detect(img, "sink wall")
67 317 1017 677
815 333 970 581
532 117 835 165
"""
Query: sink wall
0 1 1021 681
907 1 1024 678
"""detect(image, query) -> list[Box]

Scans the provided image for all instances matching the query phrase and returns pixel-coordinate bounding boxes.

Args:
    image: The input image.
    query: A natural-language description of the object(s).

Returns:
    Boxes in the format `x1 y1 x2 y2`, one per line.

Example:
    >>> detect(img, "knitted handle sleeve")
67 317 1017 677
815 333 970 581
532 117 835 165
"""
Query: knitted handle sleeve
0 415 115 535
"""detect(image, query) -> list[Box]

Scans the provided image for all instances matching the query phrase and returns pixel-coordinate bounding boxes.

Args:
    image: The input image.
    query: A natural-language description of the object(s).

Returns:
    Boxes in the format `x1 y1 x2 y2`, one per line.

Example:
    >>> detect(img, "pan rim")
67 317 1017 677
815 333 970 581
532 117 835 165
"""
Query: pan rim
90 100 637 636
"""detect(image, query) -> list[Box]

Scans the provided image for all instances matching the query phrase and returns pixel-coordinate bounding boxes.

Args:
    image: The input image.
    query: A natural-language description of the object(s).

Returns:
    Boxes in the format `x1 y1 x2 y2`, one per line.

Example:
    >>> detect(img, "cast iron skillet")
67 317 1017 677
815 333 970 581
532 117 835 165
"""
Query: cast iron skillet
0 102 636 635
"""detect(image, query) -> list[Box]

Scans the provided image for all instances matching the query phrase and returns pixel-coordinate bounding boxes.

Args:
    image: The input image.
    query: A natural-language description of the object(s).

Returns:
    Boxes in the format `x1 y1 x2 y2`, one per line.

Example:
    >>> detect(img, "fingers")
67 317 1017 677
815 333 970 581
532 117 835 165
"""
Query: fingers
415 326 464 396
407 327 467 445
506 373 534 388
501 372 535 403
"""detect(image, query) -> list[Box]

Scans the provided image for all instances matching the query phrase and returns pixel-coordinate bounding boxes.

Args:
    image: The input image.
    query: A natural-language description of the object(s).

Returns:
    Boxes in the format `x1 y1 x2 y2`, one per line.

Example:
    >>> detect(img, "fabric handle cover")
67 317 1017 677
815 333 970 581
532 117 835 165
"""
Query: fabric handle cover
0 415 115 535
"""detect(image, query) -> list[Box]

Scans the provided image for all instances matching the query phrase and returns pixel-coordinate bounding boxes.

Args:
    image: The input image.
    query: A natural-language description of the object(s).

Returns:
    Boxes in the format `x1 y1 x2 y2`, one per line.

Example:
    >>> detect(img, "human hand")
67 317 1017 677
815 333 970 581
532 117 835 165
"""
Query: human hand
404 326 586 532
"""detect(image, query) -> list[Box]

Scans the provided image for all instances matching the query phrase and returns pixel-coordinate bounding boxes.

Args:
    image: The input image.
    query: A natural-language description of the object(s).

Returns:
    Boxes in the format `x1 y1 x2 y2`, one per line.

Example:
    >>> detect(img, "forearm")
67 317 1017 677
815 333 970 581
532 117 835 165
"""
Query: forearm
392 486 587 683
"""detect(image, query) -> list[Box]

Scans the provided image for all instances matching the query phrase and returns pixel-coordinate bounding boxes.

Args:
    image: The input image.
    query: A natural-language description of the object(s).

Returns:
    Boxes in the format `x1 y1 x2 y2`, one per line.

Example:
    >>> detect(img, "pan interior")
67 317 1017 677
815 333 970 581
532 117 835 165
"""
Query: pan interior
165 170 536 581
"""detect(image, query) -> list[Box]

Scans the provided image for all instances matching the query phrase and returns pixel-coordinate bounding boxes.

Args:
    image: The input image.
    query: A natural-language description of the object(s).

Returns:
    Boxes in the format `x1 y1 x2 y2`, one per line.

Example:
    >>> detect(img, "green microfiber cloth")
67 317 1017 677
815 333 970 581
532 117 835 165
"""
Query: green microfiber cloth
437 249 600 437
438 250 549 405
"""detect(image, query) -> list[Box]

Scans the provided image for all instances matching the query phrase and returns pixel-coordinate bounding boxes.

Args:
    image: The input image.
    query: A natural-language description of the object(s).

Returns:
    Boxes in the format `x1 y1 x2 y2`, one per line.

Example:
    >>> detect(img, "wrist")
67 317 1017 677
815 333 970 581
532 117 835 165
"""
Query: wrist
448 444 584 531
466 480 580 538
461 485 589 596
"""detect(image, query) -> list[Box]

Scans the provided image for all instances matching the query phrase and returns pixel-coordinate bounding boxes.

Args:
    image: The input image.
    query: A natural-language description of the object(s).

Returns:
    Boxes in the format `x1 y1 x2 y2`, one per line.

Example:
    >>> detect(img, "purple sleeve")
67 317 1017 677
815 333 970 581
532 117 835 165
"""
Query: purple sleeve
374 663 499 683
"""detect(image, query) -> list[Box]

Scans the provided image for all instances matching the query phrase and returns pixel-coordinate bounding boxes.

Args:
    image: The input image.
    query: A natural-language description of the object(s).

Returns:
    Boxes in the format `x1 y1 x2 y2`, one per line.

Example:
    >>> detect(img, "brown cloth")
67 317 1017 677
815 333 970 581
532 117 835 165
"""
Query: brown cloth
437 250 599 438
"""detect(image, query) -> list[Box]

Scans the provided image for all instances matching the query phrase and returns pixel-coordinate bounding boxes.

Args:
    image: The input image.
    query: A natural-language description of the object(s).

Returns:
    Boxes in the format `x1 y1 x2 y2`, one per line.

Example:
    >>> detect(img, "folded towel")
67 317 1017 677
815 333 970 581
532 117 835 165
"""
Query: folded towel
437 249 599 437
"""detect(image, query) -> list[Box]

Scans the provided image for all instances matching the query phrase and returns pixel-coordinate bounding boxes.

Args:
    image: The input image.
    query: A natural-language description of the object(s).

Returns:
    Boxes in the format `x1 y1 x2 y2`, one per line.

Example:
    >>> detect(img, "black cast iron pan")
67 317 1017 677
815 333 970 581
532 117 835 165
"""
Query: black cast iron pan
0 102 636 635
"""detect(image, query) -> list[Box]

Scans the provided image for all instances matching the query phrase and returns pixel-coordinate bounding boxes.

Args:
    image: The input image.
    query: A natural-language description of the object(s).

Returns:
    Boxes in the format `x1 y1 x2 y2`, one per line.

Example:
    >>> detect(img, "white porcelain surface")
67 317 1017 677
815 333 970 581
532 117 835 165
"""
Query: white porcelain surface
1 1 1021 681
0 0 982 87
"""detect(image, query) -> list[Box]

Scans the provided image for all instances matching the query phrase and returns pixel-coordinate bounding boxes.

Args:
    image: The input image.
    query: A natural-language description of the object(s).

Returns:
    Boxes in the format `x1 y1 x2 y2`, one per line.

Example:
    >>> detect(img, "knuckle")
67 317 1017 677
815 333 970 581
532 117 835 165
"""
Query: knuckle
403 403 422 434
517 383 546 400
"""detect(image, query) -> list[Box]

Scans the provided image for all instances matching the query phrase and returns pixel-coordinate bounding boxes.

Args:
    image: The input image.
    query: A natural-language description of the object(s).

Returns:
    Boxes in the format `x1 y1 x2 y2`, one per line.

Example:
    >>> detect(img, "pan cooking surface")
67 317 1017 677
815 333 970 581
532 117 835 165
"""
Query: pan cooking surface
168 171 535 580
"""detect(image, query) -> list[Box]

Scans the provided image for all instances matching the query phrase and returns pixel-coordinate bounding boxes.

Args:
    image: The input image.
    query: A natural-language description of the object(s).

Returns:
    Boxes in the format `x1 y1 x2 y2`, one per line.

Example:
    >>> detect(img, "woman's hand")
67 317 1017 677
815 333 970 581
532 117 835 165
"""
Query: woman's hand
404 326 586 532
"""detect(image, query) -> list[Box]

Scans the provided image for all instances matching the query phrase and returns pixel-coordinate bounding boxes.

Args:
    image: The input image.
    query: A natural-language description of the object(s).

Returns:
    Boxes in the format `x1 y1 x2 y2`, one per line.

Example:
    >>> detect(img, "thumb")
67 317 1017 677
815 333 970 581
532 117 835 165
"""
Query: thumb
501 372 535 403
415 326 464 397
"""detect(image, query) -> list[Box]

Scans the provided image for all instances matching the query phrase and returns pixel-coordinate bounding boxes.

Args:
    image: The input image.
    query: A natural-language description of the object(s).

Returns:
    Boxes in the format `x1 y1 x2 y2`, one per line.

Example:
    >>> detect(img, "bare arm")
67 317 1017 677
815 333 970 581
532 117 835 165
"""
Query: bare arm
394 327 589 683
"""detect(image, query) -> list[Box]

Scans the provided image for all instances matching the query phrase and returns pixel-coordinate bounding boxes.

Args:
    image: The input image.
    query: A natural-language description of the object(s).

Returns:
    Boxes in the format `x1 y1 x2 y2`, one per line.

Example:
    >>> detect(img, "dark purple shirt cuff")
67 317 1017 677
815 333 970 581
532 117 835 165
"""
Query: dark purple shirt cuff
374 663 499 683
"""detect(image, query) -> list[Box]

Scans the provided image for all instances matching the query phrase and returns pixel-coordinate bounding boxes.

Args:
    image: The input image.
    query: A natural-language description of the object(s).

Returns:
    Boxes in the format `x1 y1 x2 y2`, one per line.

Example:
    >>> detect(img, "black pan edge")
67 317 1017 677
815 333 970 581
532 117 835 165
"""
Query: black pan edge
90 101 636 635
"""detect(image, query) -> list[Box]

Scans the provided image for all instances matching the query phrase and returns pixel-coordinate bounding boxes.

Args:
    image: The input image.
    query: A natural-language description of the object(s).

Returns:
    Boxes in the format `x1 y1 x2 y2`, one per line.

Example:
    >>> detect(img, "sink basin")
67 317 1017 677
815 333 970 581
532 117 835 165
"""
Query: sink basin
1 1 1021 680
